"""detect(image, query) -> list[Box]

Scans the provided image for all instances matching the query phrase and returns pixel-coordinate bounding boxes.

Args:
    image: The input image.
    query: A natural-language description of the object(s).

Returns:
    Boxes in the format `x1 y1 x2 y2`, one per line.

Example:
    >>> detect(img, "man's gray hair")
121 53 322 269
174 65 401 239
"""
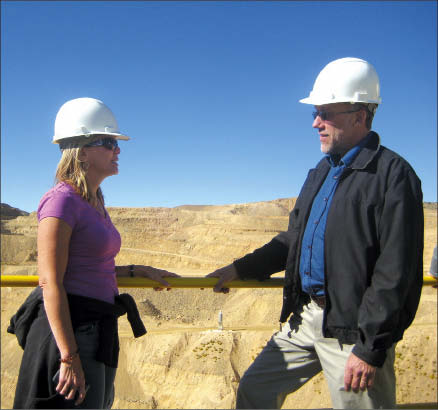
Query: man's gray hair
352 103 378 130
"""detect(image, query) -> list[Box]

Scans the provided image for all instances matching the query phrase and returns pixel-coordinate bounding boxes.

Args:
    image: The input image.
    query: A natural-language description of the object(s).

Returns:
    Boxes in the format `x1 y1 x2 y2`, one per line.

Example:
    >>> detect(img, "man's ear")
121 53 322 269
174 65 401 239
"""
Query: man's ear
355 109 367 127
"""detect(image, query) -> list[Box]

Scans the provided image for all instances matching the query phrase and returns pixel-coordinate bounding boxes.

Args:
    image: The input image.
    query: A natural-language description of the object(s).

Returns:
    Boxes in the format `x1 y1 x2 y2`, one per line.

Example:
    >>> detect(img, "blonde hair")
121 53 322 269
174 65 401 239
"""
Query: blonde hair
55 147 104 204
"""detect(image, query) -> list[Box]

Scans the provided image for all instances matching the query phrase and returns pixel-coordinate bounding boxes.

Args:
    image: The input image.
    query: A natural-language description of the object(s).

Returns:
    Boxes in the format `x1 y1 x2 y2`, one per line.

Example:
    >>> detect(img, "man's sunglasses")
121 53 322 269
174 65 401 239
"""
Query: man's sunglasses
312 108 362 121
84 137 119 151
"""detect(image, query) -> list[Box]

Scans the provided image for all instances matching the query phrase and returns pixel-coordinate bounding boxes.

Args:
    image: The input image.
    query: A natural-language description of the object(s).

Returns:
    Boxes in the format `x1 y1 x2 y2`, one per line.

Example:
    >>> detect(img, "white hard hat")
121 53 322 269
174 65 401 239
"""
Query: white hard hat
53 97 129 145
299 57 381 106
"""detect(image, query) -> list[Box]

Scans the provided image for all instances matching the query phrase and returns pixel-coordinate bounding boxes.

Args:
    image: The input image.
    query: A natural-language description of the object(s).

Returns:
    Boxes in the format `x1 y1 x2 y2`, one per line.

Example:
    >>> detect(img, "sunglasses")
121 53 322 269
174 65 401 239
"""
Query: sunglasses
312 108 362 121
84 137 119 151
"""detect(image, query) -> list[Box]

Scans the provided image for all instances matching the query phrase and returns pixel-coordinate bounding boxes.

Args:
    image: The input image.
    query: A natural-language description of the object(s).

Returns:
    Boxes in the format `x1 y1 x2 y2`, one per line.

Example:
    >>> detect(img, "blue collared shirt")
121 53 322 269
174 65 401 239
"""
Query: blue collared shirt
299 135 371 296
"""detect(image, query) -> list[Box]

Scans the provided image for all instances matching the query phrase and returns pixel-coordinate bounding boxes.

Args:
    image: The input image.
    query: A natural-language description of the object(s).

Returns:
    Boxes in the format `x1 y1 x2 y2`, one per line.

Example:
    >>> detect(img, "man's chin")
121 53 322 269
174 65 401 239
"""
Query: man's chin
320 144 331 154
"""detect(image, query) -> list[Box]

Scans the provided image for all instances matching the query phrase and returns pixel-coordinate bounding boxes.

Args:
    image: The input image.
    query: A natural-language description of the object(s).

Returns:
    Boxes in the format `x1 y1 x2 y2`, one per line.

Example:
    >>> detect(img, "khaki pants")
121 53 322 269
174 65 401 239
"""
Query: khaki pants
236 299 396 409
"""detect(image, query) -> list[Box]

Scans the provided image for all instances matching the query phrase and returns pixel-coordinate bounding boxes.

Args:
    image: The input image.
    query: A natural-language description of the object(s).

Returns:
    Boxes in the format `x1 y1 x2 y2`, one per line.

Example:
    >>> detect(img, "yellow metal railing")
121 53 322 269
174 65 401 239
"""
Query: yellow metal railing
1 275 436 288
0 275 285 288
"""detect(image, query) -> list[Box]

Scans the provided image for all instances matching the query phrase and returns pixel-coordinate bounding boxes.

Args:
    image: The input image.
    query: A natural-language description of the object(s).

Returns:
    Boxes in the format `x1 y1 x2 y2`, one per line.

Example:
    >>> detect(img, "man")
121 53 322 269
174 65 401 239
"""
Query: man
429 245 437 279
206 57 423 409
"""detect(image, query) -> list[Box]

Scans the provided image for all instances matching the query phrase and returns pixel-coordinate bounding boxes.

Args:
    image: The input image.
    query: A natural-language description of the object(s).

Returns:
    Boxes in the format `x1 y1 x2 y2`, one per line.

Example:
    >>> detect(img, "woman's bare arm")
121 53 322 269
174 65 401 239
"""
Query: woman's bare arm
38 217 86 405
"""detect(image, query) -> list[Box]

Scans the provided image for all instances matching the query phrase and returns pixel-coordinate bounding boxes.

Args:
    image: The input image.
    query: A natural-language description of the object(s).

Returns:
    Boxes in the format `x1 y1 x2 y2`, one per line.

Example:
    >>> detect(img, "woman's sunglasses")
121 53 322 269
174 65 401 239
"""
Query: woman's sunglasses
84 137 118 151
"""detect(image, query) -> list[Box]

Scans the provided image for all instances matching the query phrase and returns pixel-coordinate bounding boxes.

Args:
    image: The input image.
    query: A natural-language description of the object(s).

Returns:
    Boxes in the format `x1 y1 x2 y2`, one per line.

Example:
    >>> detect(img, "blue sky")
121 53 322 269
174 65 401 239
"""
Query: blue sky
1 1 437 212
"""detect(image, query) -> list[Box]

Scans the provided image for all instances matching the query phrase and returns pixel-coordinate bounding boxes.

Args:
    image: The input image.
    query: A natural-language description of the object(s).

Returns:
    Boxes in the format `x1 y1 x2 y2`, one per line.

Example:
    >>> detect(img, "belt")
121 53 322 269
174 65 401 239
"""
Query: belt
310 295 326 309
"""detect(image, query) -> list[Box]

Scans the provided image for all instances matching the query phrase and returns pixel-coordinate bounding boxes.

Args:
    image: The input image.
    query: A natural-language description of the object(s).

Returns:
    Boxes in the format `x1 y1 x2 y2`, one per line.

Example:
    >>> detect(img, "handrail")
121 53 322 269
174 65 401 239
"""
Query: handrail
0 275 284 288
1 275 436 288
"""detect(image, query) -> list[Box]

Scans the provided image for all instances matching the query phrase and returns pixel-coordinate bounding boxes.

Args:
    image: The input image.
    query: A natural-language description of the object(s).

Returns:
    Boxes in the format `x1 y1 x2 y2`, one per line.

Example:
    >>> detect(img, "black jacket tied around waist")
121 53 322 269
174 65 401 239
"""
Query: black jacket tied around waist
7 286 146 408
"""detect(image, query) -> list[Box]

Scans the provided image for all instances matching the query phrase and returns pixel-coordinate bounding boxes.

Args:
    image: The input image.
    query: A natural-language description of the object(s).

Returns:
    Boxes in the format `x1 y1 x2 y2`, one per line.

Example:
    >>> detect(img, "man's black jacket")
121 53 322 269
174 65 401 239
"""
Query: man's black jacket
233 132 424 367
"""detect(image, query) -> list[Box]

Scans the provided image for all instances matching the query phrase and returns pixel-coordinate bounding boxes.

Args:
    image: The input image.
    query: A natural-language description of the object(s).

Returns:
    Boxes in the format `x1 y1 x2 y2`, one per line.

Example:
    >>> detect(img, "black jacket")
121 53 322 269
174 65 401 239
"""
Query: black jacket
234 132 424 367
8 287 146 409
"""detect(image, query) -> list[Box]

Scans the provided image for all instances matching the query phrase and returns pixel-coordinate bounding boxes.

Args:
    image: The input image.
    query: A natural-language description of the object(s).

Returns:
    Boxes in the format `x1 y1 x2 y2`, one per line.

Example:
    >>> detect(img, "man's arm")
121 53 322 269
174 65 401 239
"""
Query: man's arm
344 166 423 395
205 205 298 293
342 164 423 392
207 227 289 293
352 167 423 365
206 236 289 293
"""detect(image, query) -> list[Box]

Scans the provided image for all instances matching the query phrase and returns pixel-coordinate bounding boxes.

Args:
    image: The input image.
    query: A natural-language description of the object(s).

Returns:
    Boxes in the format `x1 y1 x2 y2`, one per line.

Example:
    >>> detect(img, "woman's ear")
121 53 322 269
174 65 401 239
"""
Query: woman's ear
78 148 87 161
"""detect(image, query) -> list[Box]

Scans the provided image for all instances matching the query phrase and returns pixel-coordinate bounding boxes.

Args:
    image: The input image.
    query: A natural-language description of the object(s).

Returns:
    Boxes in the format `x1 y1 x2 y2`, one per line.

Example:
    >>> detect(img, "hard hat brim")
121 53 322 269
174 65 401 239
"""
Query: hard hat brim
299 96 381 106
299 96 316 105
53 132 130 144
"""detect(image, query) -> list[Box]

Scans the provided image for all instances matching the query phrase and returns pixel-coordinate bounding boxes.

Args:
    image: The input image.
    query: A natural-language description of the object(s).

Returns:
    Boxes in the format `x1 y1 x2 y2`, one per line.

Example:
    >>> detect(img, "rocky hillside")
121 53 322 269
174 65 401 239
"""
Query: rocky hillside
0 203 29 220
1 199 437 409
0 198 296 273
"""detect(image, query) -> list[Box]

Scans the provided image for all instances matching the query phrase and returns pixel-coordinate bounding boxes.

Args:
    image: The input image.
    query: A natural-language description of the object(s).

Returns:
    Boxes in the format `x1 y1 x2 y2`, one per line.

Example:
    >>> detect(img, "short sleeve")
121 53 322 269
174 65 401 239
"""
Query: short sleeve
37 188 79 229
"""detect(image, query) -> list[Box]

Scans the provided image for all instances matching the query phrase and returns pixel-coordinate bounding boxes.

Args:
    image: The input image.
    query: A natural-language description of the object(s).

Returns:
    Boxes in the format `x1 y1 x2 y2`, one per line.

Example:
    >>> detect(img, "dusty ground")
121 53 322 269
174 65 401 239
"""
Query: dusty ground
1 200 437 409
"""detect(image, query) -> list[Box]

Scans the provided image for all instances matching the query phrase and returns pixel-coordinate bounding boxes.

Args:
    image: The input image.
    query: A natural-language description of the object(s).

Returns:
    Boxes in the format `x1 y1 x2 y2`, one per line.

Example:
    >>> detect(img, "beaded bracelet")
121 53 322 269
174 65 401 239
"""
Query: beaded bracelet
60 349 80 365
129 264 135 277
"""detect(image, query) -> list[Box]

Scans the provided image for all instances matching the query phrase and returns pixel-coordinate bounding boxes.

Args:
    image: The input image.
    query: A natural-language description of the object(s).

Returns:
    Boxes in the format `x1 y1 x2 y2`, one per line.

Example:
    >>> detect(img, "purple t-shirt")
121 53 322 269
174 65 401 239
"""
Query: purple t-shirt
37 182 121 303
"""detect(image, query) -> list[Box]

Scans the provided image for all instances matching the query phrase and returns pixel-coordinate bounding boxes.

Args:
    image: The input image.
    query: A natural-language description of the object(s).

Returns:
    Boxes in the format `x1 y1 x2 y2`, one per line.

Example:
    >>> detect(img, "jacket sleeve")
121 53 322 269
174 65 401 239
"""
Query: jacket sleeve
352 164 424 367
233 213 294 281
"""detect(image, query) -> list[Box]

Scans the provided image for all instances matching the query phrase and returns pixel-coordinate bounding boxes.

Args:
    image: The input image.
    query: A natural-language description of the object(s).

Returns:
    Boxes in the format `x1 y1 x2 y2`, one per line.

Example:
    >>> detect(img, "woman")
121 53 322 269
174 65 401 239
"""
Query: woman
10 97 178 409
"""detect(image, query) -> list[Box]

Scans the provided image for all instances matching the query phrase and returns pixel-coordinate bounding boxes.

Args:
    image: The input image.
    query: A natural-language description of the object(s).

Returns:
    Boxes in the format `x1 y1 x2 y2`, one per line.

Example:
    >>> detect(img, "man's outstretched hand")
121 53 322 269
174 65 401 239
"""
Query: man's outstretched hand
206 264 239 293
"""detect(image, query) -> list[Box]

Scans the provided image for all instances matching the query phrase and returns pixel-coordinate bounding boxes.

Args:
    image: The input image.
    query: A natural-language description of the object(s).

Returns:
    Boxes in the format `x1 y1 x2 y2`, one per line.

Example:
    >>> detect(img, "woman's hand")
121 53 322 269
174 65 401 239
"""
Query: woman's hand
56 356 87 405
134 265 180 291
